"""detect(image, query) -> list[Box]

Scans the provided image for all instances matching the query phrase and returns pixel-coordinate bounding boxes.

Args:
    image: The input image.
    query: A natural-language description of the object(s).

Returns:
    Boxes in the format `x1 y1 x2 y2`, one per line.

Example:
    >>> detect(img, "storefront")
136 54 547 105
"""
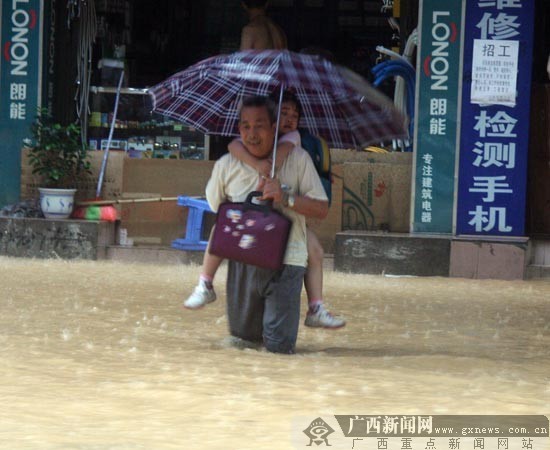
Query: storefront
46 0 402 161
1 0 549 271
5 0 396 196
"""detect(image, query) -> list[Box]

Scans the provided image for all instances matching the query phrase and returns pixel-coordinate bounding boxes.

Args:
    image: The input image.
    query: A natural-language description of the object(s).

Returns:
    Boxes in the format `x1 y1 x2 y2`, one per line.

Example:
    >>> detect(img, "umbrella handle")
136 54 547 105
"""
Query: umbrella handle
271 86 284 179
96 70 124 198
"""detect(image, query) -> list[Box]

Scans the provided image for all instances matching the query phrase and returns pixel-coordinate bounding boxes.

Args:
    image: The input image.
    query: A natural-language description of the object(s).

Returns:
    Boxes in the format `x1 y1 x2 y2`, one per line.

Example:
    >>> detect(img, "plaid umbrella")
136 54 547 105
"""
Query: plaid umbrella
148 49 408 150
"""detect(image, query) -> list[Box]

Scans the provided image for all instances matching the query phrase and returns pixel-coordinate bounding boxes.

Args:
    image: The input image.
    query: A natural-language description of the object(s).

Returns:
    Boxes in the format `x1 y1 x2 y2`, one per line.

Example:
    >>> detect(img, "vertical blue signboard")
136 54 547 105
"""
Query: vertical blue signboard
0 0 43 207
456 0 534 236
412 0 463 233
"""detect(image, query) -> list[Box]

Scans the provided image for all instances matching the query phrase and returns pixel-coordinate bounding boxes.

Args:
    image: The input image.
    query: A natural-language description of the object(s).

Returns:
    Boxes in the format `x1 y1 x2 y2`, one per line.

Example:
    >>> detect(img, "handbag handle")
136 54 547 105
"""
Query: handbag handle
243 191 273 215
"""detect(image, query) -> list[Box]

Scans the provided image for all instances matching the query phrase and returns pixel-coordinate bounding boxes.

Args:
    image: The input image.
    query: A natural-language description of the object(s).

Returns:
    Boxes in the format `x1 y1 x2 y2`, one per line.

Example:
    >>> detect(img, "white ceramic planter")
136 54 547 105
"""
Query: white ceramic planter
38 188 77 219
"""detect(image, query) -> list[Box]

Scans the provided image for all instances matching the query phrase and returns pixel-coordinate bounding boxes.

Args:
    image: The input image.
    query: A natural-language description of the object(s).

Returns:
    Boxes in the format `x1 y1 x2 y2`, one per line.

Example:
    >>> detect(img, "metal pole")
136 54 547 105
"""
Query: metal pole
270 86 284 179
96 70 124 198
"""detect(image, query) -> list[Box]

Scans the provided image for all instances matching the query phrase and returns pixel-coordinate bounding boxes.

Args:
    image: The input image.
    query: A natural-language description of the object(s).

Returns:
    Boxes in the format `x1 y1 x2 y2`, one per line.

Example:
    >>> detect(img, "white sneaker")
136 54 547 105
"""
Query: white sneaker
183 281 216 309
305 304 346 329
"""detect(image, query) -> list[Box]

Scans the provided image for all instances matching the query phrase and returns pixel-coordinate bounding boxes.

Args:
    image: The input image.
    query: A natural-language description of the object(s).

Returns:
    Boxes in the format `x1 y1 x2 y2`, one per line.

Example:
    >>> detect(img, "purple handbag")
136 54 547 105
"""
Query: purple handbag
209 191 292 270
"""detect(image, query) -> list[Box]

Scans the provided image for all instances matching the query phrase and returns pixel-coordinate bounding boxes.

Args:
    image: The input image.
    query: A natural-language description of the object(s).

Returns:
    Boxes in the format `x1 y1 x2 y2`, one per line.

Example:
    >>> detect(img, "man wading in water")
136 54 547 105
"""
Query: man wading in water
204 96 329 353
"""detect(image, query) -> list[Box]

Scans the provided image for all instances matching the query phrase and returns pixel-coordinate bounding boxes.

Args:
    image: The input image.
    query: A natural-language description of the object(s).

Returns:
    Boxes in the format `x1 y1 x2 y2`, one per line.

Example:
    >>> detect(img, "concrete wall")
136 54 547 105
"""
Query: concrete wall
0 218 115 260
334 231 532 280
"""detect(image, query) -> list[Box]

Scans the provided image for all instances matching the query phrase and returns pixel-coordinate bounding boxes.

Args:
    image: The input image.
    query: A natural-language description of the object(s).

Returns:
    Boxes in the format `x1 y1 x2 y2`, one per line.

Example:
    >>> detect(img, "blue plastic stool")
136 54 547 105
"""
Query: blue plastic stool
171 196 213 251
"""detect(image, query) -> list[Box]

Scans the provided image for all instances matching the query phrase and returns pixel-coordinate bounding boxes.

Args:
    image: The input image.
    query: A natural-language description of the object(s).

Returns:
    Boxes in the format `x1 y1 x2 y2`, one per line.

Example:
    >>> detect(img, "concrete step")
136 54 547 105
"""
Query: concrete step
2 215 546 280
529 239 550 265
334 231 451 277
334 231 535 280
451 235 529 280
525 240 550 279
525 265 550 279
0 217 115 260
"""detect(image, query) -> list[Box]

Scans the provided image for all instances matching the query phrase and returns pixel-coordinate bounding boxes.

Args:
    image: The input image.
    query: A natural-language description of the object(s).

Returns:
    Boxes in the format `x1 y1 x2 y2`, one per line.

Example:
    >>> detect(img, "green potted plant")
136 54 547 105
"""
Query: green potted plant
26 108 91 219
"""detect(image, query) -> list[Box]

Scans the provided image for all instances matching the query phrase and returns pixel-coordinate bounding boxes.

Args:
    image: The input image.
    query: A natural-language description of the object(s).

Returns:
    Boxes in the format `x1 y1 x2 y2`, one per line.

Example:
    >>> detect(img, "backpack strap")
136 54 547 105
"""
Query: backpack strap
299 129 332 204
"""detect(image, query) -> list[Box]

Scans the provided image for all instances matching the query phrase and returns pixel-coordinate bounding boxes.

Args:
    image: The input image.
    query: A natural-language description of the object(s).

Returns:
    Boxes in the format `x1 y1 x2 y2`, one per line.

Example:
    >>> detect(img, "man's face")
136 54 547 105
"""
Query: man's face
279 101 300 134
238 105 275 158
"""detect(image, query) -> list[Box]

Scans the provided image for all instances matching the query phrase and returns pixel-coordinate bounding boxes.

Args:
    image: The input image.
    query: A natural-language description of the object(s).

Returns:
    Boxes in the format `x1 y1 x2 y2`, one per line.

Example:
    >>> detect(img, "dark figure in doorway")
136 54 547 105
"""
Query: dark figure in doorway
240 1 287 50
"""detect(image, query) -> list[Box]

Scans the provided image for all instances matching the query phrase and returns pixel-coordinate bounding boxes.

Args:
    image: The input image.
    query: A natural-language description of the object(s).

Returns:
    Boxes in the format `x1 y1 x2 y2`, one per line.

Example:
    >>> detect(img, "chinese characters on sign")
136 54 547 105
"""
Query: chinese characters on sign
421 153 434 223
293 415 550 449
456 0 534 236
345 415 434 435
413 0 463 233
2 4 35 122
0 0 42 206
10 82 28 120
471 39 519 106
429 98 448 136
348 436 541 450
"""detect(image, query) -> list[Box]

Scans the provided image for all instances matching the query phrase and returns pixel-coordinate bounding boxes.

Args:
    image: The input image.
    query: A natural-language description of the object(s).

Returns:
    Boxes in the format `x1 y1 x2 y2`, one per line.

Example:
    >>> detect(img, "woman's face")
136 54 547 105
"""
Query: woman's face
279 101 300 134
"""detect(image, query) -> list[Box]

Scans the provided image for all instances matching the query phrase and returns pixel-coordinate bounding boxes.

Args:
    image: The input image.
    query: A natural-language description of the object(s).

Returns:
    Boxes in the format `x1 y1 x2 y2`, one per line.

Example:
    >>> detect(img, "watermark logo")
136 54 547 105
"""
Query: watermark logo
303 417 335 446
294 416 549 449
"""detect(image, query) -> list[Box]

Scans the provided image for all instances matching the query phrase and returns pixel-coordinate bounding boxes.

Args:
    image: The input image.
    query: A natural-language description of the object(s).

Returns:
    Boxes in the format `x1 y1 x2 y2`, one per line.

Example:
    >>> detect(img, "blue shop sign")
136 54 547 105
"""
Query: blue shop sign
456 0 534 236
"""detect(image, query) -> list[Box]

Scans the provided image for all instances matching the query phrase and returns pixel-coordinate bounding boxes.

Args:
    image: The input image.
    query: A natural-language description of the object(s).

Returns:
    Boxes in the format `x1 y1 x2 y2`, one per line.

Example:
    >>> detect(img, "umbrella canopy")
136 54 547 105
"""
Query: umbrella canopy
148 49 408 149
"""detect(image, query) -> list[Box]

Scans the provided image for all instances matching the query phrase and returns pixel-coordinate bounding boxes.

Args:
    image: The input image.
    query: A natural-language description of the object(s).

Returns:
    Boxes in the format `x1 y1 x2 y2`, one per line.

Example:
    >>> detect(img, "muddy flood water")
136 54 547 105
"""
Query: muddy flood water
1 256 549 449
